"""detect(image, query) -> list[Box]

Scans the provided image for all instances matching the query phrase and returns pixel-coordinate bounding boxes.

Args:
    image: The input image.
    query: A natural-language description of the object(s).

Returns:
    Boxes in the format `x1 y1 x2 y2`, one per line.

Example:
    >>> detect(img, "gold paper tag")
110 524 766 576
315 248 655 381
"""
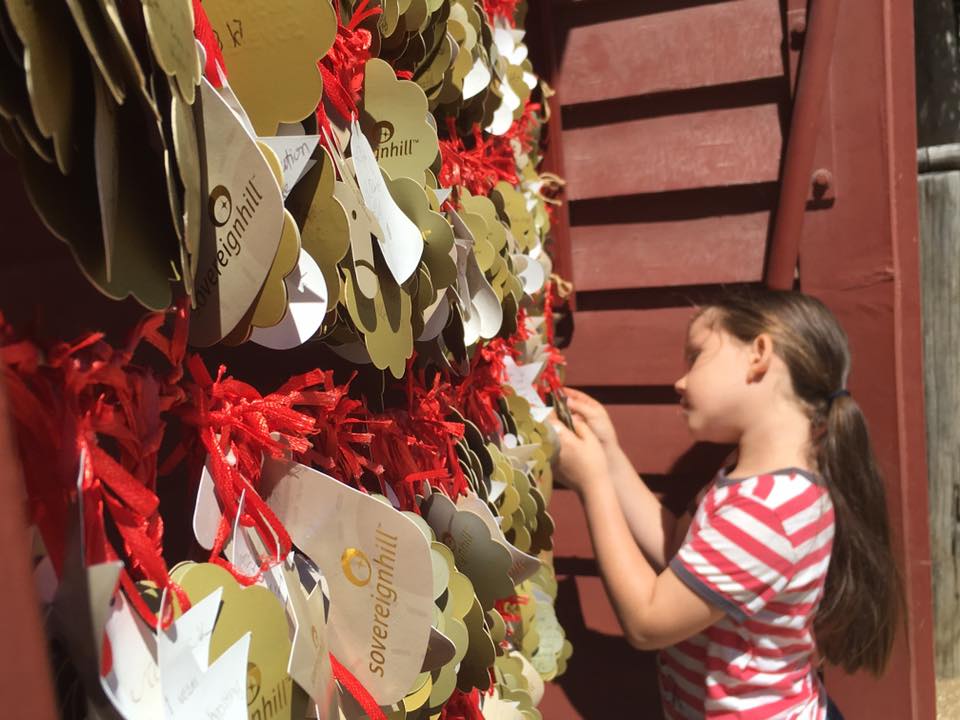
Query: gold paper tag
202 0 336 135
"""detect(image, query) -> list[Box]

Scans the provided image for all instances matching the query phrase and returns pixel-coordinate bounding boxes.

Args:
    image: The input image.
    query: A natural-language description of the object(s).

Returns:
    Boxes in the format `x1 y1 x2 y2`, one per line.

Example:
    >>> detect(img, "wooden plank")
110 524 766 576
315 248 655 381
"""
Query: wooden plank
562 104 784 200
564 307 695 387
607 404 695 475
570 212 769 290
557 0 784 106
0 373 58 720
797 0 935 710
918 172 959 677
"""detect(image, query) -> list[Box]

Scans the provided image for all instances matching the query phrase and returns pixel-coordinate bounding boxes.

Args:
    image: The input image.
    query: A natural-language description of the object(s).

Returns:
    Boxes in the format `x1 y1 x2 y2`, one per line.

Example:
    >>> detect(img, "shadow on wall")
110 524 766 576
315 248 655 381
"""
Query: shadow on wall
551 442 734 718
554 575 664 719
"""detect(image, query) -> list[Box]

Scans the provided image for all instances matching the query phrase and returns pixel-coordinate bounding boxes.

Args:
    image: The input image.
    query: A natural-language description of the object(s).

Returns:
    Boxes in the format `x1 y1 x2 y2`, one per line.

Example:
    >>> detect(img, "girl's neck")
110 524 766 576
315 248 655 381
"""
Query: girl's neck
729 404 816 479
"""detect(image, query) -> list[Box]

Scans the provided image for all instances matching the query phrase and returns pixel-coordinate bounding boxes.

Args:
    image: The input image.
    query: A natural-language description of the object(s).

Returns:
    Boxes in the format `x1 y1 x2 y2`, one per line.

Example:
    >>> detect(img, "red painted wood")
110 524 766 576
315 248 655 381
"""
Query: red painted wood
606 404 692 475
540 0 935 717
557 0 784 106
563 307 694 387
525 0 576 292
570 212 769 290
562 104 784 200
0 372 58 720
795 1 935 714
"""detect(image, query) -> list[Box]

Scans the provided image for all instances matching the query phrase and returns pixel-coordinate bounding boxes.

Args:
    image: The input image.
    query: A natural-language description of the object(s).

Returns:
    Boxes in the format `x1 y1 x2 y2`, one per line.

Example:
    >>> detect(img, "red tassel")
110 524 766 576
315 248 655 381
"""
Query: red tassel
192 0 227 86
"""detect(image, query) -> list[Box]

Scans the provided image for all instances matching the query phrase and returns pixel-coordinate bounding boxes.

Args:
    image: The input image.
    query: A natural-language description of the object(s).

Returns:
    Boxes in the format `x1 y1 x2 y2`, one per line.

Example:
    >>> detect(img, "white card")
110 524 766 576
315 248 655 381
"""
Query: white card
480 690 524 720
349 119 423 284
258 134 320 198
511 254 545 295
503 357 546 410
101 592 162 719
486 78 522 136
188 75 285 347
462 56 492 100
282 556 337 716
250 248 329 349
168 632 250 719
158 588 222 673
260 458 434 706
192 464 221 550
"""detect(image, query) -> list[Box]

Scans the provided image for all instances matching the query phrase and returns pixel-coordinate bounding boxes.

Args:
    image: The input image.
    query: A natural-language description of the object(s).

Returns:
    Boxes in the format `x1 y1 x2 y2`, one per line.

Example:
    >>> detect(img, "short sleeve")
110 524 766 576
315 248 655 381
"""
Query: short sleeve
669 491 797 621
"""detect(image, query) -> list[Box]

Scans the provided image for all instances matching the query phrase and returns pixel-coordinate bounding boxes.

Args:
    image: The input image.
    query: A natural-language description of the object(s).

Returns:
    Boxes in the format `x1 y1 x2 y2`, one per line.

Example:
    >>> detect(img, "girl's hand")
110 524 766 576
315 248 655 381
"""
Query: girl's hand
553 414 609 495
565 388 619 451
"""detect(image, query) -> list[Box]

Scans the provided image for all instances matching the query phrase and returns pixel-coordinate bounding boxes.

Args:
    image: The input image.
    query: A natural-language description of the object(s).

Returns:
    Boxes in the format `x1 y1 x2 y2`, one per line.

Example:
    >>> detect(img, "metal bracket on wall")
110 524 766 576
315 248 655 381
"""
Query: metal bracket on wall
766 0 841 289
787 5 837 204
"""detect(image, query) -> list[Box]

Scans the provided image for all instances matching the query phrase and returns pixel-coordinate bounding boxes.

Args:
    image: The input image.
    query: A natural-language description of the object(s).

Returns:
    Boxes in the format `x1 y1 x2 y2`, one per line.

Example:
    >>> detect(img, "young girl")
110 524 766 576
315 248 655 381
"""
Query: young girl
552 289 901 719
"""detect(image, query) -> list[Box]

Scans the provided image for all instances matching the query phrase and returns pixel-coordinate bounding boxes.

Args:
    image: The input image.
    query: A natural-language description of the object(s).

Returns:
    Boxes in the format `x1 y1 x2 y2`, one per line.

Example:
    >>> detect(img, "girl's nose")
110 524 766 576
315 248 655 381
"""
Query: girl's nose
674 375 686 395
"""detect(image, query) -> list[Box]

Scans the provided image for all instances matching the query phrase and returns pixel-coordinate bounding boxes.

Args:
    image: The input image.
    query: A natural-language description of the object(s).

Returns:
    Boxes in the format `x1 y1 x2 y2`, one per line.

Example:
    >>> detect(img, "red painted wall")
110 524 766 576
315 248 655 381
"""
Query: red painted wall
528 1 935 717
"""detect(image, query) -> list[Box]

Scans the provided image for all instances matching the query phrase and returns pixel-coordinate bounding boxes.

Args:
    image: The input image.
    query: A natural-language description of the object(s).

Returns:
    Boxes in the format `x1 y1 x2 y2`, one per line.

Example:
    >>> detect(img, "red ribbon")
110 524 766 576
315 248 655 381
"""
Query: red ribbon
439 689 484 720
536 281 565 399
482 0 520 26
316 0 383 133
369 371 467 507
2 307 191 628
439 121 518 201
438 102 542 202
330 653 387 720
192 0 227 87
178 357 322 584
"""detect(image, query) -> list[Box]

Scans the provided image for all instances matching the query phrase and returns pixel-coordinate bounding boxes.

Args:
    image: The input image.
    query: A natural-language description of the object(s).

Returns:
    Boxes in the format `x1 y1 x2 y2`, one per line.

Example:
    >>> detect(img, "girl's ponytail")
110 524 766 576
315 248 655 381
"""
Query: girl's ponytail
709 288 902 675
813 392 901 675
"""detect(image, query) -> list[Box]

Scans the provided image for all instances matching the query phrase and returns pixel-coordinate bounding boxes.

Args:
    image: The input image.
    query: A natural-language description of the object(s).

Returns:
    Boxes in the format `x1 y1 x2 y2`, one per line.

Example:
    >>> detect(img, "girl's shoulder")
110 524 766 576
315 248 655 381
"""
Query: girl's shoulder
703 466 832 525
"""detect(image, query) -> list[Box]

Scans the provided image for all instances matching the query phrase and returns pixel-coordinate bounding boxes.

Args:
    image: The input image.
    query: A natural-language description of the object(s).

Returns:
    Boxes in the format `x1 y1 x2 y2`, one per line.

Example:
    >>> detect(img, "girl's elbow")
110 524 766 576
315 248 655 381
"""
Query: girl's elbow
624 624 671 651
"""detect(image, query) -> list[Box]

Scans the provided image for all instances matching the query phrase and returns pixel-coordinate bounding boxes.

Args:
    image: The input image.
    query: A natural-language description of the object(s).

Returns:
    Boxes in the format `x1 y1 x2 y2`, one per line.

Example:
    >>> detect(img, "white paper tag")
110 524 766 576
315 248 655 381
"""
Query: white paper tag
349 119 424 285
488 480 508 505
503 356 546 410
486 77 522 136
260 458 434 706
166 632 250 719
432 186 453 206
158 588 222 674
462 56 492 100
511 253 546 295
188 76 285 347
250 248 329 350
258 134 320 198
192 464 221 550
282 556 337 716
101 592 162 719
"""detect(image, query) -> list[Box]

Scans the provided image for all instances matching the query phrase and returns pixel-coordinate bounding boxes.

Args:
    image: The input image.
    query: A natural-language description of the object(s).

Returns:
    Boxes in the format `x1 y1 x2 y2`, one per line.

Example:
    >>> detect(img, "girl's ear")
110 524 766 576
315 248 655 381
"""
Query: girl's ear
747 332 774 383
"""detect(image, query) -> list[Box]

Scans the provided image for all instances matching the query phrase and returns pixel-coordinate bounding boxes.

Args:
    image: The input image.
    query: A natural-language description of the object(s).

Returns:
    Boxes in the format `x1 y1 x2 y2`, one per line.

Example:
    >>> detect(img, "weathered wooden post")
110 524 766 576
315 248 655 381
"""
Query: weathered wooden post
916 0 960 680
918 159 960 679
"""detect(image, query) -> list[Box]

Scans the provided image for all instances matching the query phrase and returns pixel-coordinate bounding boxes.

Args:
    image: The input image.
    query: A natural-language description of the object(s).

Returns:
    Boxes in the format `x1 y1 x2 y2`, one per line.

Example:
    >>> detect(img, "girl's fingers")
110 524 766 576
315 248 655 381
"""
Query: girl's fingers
571 415 594 440
564 388 597 405
566 395 599 417
550 419 576 444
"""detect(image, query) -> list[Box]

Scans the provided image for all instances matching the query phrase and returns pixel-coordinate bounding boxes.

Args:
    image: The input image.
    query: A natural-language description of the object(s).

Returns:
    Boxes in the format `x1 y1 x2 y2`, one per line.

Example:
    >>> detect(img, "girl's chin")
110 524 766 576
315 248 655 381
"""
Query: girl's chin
682 414 732 444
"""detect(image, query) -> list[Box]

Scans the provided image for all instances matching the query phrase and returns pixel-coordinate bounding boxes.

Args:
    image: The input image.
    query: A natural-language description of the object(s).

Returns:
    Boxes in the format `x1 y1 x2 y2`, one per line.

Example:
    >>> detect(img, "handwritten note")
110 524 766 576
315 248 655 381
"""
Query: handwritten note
349 119 424 285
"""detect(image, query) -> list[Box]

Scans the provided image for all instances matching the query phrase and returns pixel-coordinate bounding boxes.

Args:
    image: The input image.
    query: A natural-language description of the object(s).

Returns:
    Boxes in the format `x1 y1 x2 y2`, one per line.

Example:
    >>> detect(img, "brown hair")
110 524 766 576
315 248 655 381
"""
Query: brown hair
704 287 902 675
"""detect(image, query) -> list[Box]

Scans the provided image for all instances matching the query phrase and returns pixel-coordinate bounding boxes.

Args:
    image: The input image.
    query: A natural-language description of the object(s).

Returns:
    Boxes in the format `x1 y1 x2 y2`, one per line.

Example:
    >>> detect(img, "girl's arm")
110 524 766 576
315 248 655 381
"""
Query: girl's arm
555 417 725 649
605 443 687 570
580 469 723 649
565 389 687 569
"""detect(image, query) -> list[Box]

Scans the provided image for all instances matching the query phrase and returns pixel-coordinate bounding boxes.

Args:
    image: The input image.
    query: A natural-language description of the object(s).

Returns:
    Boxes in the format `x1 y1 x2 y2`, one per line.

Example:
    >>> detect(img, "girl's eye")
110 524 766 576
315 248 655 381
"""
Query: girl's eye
684 348 700 367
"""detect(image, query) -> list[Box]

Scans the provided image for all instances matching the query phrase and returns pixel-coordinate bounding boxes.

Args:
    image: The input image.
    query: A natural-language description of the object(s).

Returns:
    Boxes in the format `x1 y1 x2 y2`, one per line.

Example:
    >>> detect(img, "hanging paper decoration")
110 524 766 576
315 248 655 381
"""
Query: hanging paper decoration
0 0 574 718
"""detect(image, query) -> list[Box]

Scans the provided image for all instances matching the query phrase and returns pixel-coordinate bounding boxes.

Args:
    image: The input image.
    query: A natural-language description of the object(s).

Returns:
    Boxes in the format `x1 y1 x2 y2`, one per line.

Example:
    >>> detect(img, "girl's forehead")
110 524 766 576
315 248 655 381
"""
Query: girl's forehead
688 308 719 339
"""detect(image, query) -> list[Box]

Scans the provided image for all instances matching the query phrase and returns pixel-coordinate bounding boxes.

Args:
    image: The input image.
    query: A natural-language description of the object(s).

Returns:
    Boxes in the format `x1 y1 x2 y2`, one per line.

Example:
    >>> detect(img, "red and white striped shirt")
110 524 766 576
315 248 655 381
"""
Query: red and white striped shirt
659 467 835 719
